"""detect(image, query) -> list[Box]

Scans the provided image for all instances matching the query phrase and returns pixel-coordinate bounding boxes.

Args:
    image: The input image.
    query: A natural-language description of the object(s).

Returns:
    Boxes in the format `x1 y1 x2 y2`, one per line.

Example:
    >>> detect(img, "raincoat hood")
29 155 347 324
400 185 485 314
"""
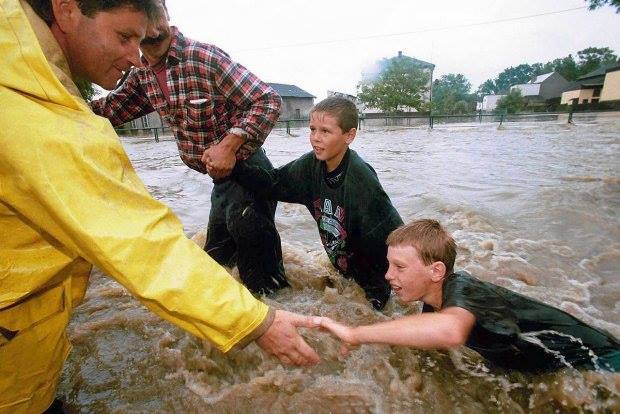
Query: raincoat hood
0 0 83 108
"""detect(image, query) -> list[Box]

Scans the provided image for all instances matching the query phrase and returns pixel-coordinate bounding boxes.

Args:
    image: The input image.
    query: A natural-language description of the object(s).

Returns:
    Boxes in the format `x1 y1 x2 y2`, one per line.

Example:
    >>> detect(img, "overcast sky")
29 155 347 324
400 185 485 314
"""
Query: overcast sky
164 0 619 100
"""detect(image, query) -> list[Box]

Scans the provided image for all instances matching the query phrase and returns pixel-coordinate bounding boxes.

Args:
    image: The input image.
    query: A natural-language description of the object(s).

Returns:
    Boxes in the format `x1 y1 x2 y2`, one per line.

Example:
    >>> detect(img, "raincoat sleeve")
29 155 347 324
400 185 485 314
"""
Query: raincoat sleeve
0 99 271 353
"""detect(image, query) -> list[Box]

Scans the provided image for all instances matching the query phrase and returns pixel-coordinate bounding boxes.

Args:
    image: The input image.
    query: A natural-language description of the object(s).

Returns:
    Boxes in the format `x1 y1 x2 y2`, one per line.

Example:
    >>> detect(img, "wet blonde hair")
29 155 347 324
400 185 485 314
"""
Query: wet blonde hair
387 219 456 275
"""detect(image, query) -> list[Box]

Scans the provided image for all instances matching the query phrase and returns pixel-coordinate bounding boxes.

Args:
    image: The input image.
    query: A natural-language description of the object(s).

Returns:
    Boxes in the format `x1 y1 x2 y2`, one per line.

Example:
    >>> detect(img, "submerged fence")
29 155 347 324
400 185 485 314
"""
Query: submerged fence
117 110 619 141
360 109 620 130
275 109 619 133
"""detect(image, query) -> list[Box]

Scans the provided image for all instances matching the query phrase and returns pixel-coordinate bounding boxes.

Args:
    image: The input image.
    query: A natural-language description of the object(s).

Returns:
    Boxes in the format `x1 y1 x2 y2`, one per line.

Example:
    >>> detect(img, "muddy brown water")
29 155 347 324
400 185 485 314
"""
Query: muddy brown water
58 114 620 413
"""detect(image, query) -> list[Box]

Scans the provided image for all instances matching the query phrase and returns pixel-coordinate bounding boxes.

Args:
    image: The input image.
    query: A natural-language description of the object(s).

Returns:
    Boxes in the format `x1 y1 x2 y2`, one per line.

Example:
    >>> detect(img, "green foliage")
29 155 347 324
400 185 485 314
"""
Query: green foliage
494 64 538 92
357 57 430 114
476 79 497 98
495 89 525 114
432 73 476 114
585 0 620 13
75 78 98 101
577 47 618 75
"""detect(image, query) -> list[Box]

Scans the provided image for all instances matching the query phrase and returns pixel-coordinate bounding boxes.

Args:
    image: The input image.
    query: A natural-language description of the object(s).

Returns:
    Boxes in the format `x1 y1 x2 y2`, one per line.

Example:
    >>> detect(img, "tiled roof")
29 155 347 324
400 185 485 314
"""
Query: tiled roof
579 63 620 80
268 83 315 98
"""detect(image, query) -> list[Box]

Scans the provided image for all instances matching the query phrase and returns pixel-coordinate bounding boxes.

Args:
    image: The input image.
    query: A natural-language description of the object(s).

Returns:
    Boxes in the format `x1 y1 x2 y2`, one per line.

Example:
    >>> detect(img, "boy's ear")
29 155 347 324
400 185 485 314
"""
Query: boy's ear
430 261 447 282
345 128 356 145
51 0 80 33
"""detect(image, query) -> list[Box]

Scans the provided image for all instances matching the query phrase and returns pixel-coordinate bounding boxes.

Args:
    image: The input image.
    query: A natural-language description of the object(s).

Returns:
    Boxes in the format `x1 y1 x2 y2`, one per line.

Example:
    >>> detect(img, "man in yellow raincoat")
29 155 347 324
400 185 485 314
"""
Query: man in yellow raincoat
0 1 320 412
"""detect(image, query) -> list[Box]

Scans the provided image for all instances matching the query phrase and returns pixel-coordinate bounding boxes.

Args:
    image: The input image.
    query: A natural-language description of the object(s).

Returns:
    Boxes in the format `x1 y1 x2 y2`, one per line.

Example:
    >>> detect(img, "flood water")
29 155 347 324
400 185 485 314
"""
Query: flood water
58 114 620 413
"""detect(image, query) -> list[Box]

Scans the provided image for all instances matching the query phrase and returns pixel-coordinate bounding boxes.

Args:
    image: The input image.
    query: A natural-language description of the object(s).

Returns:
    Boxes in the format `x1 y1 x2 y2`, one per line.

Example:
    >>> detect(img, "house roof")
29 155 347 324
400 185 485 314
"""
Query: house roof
268 83 315 98
579 63 620 80
392 51 435 68
512 83 541 96
606 63 620 73
533 72 553 84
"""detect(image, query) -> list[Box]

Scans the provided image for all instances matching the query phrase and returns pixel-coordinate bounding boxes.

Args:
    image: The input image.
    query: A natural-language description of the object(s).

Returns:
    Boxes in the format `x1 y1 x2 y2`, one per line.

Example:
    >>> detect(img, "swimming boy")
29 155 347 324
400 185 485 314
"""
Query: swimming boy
232 97 403 309
320 219 620 372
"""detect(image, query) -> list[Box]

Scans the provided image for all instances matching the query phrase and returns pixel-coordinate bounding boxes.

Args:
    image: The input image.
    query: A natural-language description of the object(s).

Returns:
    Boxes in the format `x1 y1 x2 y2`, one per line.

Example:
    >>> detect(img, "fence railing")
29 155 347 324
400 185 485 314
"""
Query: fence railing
361 108 619 130
115 126 169 141
117 109 617 141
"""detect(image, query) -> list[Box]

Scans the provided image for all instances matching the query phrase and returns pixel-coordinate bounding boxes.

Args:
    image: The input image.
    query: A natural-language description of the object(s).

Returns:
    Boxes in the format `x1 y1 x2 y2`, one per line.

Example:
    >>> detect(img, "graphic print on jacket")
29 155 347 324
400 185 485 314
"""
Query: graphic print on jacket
314 198 351 273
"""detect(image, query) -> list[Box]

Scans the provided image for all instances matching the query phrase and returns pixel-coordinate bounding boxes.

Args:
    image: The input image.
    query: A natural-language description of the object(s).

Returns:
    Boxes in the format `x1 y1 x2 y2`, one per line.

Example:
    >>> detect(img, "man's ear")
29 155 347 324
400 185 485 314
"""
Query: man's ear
345 128 356 144
51 0 80 33
430 261 447 282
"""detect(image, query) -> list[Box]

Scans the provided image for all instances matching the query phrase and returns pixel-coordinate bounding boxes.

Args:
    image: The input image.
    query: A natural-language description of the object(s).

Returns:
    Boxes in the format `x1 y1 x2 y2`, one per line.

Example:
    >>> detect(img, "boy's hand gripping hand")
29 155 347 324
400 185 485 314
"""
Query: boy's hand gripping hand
319 317 360 356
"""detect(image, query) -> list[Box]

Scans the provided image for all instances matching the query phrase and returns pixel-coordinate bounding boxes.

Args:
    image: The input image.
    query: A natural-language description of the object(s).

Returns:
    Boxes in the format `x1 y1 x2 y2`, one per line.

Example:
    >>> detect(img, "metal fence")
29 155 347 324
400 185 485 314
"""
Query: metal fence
359 109 620 131
117 109 619 141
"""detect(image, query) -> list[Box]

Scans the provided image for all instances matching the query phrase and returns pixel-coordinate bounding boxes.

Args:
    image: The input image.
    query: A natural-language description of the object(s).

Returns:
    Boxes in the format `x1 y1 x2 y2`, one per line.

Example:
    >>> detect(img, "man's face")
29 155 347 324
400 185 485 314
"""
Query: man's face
139 3 171 64
308 111 355 171
65 6 147 89
385 245 434 303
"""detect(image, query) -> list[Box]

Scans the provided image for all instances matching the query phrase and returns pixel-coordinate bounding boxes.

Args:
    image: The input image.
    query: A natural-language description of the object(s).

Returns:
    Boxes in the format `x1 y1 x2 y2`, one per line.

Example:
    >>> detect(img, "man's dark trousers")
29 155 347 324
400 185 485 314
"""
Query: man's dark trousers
205 149 288 294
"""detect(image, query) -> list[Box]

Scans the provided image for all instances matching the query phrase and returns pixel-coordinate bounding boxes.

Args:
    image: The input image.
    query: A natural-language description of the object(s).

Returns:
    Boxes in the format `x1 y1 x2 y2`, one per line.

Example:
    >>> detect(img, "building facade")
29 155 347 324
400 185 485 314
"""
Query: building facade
268 83 315 120
599 65 620 103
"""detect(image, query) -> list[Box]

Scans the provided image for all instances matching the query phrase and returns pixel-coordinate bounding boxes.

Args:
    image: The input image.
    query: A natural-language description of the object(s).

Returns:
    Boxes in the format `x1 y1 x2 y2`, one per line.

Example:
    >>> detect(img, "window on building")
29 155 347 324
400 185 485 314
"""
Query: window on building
593 88 601 97
130 119 137 129
141 115 150 129
591 98 599 103
582 99 589 104
295 109 301 119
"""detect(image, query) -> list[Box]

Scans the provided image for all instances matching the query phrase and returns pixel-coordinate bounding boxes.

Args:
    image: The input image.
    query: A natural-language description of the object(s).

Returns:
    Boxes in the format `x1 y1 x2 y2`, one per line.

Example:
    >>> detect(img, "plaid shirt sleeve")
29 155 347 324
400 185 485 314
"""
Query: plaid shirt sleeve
90 69 154 127
209 50 281 154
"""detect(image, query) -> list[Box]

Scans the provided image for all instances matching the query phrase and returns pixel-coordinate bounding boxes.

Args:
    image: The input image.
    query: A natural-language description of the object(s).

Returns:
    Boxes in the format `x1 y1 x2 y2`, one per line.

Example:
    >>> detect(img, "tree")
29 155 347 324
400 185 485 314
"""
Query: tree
432 73 475 114
357 58 430 113
585 0 620 13
547 55 580 81
476 79 498 98
495 89 525 114
494 64 537 92
576 47 619 76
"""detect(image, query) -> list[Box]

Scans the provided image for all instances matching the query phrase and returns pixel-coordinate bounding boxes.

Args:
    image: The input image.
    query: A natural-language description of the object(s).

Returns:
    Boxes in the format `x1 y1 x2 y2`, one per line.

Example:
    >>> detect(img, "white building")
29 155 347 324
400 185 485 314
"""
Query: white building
480 94 506 111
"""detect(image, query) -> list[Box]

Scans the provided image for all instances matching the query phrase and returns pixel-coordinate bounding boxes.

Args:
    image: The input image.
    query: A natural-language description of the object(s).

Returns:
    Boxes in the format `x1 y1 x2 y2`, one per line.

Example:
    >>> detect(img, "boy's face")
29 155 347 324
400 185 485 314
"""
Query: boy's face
309 111 355 172
385 245 435 303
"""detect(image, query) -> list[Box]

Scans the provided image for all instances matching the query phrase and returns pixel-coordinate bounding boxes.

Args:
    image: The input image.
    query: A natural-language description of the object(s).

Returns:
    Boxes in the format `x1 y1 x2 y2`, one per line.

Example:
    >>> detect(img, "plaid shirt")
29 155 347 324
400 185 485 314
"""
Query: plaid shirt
91 27 281 174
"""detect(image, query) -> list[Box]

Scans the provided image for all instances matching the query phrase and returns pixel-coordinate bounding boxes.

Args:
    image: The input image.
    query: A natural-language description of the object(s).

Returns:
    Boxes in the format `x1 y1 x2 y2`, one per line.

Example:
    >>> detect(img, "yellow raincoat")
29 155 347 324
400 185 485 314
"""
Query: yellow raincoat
0 1 272 412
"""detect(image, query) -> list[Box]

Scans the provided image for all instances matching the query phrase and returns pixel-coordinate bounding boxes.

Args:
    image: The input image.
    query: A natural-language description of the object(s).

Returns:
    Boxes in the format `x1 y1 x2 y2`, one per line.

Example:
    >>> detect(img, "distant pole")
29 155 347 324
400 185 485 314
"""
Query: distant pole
568 109 574 124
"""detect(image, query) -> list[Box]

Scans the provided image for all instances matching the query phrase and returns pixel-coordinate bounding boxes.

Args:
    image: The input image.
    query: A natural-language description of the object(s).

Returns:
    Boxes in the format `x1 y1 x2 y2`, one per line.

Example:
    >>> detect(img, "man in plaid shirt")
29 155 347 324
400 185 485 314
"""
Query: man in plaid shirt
91 0 288 295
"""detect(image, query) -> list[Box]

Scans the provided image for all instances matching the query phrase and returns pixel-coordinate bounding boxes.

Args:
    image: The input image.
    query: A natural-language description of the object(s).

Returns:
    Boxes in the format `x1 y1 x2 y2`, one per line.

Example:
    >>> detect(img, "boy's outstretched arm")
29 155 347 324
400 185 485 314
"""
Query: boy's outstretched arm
320 307 476 354
232 156 311 204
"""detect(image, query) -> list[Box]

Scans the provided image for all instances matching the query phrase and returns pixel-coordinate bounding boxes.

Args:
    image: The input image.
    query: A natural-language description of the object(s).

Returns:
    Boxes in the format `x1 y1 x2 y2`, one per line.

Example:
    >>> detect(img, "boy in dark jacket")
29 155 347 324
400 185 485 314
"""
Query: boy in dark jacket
233 97 403 309
320 219 620 372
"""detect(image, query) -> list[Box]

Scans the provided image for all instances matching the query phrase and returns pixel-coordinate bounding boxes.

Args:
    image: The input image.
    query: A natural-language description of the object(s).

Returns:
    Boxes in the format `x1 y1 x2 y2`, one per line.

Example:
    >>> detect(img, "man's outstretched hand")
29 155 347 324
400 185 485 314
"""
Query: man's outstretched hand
256 310 321 366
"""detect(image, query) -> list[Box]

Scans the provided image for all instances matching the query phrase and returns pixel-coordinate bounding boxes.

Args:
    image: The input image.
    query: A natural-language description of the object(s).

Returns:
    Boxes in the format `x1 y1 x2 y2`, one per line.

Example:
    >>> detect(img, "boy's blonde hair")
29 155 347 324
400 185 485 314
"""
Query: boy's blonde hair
387 219 456 276
310 97 358 132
